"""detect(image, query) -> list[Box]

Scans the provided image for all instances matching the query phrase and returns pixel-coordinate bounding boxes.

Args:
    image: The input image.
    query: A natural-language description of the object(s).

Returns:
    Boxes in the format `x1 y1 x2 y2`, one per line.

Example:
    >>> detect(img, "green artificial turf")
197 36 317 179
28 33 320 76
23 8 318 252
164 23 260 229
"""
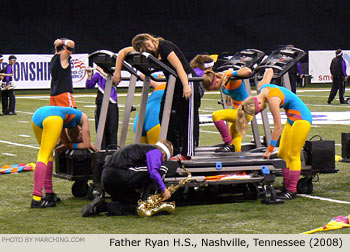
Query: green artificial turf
1 87 350 234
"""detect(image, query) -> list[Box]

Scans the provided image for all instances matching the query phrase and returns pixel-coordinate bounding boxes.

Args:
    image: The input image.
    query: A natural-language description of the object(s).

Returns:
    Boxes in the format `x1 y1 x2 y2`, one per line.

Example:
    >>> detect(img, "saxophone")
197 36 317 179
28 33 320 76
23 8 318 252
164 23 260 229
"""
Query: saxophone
137 165 192 217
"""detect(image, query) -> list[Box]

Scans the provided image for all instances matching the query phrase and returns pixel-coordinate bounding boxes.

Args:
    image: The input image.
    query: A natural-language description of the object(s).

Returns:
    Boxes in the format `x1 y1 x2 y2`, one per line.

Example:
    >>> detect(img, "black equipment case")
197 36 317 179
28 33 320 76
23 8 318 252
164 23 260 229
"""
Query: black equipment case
54 146 119 199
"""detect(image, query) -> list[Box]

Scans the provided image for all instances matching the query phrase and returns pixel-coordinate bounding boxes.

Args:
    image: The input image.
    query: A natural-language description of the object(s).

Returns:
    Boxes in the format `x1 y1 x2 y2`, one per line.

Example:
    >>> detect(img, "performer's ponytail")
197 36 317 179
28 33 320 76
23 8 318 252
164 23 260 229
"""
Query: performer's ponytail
236 97 259 136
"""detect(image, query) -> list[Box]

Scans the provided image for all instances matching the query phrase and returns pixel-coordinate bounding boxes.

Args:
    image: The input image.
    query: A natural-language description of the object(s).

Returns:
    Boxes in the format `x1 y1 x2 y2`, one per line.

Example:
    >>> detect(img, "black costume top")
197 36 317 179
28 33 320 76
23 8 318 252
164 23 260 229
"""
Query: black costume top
50 54 73 96
105 144 166 191
330 56 345 76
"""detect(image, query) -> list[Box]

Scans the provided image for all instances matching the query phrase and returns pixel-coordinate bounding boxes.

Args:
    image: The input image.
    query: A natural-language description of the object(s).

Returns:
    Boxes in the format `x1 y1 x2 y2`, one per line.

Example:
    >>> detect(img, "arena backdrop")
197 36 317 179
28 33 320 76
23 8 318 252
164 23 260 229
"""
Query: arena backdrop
1 0 350 56
1 50 346 89
309 51 350 83
0 54 141 89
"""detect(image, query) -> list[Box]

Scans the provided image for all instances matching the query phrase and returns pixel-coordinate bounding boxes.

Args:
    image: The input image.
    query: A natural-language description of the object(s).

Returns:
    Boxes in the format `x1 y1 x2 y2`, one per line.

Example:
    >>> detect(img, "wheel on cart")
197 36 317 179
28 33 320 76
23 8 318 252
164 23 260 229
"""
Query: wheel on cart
262 184 276 202
297 177 313 194
72 181 88 198
241 183 259 200
306 178 313 194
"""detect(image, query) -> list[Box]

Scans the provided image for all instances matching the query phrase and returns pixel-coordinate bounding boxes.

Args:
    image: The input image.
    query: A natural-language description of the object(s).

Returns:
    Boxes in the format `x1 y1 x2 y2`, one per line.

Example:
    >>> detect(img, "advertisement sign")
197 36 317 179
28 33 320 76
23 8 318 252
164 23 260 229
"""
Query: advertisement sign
0 53 143 89
0 54 88 89
309 50 350 83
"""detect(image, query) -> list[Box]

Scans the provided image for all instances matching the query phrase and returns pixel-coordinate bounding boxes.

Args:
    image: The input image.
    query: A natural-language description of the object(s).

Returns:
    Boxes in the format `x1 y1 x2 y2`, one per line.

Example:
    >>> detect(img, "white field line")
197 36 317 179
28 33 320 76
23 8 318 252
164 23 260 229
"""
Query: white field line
18 135 31 138
1 153 17 156
200 130 219 134
0 140 39 149
298 194 350 205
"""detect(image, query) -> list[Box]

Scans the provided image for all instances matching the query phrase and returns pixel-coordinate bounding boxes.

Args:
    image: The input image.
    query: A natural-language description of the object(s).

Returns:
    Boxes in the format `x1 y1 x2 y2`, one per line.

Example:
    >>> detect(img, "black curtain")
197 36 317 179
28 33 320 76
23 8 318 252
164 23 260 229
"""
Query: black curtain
1 0 350 59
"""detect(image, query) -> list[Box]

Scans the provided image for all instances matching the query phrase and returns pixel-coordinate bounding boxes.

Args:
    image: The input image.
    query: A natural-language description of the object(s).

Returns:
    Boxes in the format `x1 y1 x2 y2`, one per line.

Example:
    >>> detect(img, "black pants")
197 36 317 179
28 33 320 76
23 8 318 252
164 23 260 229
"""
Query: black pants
101 166 166 216
289 74 298 94
328 75 345 103
159 80 201 156
1 89 16 114
95 102 119 150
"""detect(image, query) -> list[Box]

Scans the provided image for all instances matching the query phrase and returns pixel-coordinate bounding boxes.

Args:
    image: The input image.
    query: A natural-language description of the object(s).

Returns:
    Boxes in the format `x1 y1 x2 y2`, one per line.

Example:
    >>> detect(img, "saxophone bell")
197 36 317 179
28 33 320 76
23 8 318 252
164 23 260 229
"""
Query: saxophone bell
137 165 191 217
137 199 175 218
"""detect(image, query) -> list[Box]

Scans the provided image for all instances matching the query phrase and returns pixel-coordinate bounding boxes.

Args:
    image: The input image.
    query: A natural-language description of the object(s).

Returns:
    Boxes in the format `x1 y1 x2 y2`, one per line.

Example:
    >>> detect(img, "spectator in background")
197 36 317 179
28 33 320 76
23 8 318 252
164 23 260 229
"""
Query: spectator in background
0 54 4 116
2 55 17 115
50 38 76 107
85 66 119 149
328 49 347 104
286 45 303 94
288 62 303 94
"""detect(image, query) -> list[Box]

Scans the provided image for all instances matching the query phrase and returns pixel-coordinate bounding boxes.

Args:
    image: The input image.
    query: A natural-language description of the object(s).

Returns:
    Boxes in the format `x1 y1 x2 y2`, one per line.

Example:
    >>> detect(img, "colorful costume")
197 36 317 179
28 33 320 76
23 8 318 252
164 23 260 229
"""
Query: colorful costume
133 84 165 144
259 84 312 193
86 72 119 149
2 63 16 115
101 144 168 215
49 54 76 107
212 70 252 152
31 106 82 199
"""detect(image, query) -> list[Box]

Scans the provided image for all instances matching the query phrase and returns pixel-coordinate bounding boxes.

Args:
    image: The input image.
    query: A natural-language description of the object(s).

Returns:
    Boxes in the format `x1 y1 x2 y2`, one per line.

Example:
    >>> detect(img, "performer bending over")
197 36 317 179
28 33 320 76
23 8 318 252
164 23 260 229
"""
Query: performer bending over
31 106 97 208
202 67 252 152
81 139 173 217
113 33 200 160
133 73 166 144
236 68 312 200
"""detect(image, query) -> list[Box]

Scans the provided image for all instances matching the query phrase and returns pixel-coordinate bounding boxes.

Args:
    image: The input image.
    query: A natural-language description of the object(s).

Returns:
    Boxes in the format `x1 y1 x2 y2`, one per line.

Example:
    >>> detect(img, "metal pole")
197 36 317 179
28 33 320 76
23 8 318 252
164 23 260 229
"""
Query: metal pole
119 74 137 146
95 75 113 150
282 73 292 91
134 76 150 144
243 79 262 147
159 74 176 139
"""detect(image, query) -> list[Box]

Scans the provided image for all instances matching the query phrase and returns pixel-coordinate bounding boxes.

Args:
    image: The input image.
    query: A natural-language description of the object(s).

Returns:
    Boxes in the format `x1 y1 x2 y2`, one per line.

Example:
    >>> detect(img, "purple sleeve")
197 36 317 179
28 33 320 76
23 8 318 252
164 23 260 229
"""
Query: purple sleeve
193 67 204 77
85 73 100 89
342 60 347 76
146 149 166 191
4 65 12 83
297 62 303 76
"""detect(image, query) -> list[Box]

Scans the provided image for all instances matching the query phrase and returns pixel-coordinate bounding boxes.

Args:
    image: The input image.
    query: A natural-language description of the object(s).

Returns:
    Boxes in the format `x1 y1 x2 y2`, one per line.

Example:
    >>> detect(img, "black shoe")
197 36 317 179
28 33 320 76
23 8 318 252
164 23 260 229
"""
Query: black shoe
31 199 56 208
43 193 61 203
0 114 3 116
276 190 296 200
81 196 106 217
8 112 17 115
215 144 235 153
327 101 331 104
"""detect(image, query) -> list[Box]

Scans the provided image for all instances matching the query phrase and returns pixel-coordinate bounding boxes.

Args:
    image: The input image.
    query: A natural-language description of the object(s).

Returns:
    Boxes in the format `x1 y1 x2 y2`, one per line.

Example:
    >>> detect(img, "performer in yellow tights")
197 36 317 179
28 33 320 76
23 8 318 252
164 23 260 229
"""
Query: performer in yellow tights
31 106 97 208
236 69 312 200
202 67 252 152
